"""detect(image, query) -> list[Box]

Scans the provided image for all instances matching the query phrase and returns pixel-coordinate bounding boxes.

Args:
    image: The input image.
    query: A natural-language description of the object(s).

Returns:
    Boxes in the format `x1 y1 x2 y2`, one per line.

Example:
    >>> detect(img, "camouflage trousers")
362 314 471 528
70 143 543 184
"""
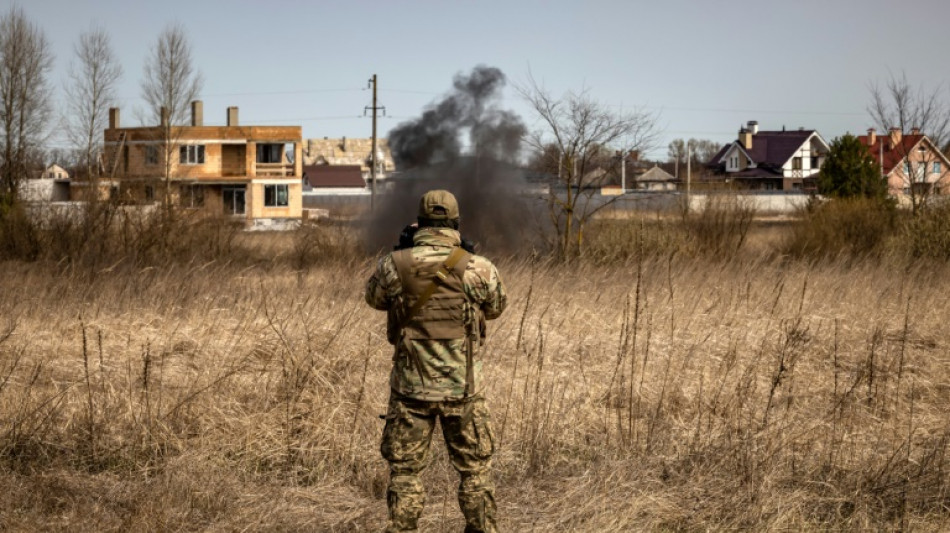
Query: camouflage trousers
380 395 497 533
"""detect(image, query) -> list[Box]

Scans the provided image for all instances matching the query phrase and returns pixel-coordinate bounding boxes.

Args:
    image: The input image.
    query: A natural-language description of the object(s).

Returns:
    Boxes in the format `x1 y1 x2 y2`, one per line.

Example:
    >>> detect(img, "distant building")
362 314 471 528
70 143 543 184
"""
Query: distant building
302 164 368 195
41 164 69 181
99 102 303 225
303 137 394 184
708 120 830 191
633 165 676 191
858 127 950 198
21 164 70 202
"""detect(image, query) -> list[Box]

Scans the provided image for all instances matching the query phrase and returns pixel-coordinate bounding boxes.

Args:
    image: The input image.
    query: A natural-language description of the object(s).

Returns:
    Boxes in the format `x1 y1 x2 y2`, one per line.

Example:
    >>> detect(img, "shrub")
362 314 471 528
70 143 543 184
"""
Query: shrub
781 197 897 259
903 201 950 260
583 216 687 264
682 193 755 260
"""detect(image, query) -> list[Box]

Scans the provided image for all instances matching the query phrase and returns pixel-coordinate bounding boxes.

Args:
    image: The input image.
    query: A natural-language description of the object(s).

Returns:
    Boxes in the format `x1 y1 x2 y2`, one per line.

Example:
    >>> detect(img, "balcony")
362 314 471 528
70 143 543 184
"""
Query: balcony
255 162 295 178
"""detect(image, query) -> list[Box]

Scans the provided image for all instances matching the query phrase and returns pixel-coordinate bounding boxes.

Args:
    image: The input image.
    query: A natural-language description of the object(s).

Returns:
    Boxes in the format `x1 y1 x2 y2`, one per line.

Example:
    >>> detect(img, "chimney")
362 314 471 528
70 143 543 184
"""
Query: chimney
739 126 752 150
227 106 238 126
747 120 759 135
341 136 347 151
867 128 876 146
108 107 120 129
889 127 901 149
160 106 169 127
911 126 920 135
191 100 203 126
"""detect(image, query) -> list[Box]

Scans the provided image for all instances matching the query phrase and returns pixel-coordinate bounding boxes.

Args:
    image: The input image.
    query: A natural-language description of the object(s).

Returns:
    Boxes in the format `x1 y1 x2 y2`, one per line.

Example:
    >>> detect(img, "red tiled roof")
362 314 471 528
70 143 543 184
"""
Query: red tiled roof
303 164 366 188
856 134 925 175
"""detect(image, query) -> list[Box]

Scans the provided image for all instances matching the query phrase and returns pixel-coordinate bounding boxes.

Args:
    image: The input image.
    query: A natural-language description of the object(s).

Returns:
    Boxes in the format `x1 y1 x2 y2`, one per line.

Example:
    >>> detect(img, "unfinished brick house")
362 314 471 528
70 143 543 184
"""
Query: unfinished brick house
100 101 302 225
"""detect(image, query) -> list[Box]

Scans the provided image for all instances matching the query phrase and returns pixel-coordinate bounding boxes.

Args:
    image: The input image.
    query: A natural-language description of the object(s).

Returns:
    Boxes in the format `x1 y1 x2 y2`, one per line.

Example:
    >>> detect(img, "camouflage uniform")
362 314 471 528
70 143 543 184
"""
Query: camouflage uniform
366 193 506 533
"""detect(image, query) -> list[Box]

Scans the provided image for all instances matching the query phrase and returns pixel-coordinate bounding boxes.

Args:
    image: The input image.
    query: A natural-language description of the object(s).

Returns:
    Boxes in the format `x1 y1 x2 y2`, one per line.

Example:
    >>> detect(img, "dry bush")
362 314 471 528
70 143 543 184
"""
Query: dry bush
682 194 756 259
583 196 756 265
781 197 898 260
582 216 687 264
903 201 950 260
0 202 42 260
2 241 950 530
0 202 253 270
288 220 364 271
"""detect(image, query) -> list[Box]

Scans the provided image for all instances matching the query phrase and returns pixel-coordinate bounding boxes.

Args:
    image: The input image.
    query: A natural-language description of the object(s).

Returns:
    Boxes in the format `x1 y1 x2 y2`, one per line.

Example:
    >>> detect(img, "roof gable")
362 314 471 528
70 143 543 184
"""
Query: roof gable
636 165 675 182
855 134 949 175
745 130 819 167
708 144 731 165
714 129 828 169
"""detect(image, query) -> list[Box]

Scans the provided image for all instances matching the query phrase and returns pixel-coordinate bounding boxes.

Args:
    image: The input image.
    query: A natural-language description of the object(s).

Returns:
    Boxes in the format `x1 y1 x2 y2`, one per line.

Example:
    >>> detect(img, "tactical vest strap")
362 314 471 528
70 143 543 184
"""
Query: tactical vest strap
404 246 469 321
391 246 477 396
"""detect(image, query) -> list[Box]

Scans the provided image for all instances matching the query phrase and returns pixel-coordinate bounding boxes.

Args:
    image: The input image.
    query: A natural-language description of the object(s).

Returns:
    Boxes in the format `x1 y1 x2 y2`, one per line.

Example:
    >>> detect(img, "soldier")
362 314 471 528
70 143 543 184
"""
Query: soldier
366 189 507 533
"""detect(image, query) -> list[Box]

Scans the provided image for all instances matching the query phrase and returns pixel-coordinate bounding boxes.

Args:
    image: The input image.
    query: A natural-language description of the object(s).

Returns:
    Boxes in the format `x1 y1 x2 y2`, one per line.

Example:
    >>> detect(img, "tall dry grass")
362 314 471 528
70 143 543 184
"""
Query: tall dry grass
0 204 949 530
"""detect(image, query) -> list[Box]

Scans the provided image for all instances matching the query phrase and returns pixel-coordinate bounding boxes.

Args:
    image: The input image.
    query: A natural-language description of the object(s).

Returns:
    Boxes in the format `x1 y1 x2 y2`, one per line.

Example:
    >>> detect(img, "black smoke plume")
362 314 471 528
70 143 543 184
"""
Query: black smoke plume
366 65 540 255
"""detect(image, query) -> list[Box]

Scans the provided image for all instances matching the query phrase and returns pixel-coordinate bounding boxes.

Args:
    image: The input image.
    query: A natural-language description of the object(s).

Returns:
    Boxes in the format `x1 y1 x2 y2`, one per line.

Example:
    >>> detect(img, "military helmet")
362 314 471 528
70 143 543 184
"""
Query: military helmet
418 189 459 220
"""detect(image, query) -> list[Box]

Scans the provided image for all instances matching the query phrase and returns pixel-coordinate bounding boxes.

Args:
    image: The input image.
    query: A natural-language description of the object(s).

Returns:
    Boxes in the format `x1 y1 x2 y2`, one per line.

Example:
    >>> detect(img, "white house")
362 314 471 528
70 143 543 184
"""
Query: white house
709 121 830 191
21 164 70 202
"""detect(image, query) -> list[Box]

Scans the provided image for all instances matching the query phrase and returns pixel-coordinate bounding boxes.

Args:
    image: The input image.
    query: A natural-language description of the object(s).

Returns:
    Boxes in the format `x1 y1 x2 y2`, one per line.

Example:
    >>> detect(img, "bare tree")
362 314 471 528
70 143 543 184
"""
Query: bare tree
668 138 687 178
519 76 659 258
0 6 53 205
690 139 722 165
140 23 202 208
667 139 686 163
63 25 121 185
868 72 950 214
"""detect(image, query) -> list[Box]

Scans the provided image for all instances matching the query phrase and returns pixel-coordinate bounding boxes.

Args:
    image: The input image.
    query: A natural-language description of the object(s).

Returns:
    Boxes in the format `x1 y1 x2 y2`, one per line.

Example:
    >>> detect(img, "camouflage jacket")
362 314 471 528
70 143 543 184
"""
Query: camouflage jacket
366 227 507 401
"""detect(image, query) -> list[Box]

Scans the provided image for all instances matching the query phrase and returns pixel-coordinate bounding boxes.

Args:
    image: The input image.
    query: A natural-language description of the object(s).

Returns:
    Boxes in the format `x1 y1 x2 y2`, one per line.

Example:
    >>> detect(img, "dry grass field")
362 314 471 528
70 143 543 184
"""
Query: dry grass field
1 212 950 531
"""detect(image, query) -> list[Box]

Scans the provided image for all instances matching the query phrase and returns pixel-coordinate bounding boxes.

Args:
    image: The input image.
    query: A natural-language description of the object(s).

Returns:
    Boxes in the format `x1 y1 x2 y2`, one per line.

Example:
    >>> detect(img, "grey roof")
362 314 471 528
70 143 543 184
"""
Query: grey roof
636 165 675 182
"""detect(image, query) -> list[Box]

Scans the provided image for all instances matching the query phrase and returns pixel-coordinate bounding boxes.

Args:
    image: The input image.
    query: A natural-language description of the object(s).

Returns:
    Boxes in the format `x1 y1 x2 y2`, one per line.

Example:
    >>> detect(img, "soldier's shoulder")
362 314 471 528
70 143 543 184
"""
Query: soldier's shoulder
465 253 498 280
374 252 401 278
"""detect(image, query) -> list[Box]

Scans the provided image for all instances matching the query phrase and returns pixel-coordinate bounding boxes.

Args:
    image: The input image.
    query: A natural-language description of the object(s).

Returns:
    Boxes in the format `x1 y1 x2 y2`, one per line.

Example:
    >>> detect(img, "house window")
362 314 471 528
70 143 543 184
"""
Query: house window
264 184 289 207
145 185 155 202
810 156 819 169
792 157 803 170
934 162 942 174
180 185 204 208
179 145 205 165
257 144 283 163
904 161 911 176
146 145 158 166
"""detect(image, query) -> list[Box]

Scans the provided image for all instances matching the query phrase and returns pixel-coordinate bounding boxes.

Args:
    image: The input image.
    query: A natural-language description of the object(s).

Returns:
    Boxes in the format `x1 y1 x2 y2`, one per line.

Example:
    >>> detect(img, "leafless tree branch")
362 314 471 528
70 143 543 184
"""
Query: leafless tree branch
64 25 122 183
140 23 202 209
518 73 660 257
868 72 950 213
0 6 53 204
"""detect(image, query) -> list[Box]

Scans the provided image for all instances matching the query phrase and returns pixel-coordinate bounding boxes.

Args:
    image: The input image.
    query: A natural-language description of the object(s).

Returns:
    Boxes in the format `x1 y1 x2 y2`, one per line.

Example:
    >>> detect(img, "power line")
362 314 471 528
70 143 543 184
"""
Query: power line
641 104 866 117
199 87 363 98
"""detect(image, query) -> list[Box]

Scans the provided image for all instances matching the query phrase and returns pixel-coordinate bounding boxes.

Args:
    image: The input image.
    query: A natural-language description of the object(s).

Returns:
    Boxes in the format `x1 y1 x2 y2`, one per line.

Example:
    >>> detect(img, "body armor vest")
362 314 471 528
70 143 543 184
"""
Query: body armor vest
391 247 471 340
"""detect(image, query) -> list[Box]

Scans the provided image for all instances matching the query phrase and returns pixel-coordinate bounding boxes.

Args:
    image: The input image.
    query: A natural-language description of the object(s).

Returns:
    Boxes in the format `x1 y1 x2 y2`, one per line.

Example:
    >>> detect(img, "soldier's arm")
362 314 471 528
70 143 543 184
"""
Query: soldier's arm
480 263 507 321
365 254 400 311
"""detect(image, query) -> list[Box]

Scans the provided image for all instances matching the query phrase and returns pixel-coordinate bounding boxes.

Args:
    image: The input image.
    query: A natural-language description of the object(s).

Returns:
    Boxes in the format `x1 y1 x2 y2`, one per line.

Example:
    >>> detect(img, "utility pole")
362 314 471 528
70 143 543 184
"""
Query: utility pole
365 74 385 212
620 150 626 193
686 140 691 214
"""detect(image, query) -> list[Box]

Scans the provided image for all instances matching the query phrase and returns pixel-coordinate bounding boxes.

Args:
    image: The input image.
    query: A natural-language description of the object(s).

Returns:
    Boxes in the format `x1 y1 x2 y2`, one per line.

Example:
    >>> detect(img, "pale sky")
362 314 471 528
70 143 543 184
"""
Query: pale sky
11 0 950 160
